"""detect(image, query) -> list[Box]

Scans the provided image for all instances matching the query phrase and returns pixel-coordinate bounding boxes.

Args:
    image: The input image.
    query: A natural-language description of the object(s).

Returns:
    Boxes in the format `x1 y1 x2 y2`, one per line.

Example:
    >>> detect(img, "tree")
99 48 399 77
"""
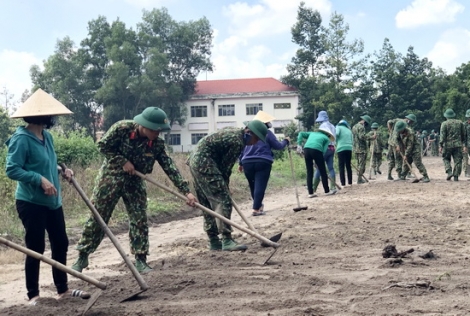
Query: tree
0 87 15 114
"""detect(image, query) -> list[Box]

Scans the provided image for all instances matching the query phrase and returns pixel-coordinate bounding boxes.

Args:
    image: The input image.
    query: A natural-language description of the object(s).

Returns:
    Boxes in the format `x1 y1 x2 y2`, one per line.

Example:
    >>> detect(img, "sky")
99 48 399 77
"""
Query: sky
1 0 469 105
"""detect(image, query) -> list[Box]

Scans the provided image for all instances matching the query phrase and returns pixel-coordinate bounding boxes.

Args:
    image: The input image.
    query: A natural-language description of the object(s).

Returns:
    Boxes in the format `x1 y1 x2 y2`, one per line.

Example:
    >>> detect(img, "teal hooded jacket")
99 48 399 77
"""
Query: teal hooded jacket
5 126 62 209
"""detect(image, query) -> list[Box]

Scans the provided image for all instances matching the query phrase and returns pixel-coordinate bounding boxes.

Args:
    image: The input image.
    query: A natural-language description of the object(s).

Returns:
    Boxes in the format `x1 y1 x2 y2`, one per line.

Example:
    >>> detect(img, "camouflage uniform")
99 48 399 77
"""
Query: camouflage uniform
439 118 466 179
386 119 404 178
463 122 470 176
352 122 368 181
398 127 429 179
76 120 191 256
367 130 384 173
188 127 245 238
429 132 438 156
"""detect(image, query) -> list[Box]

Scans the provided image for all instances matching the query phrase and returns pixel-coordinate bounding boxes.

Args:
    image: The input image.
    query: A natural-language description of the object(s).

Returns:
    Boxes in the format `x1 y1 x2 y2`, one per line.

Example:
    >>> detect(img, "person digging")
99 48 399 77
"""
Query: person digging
394 120 430 182
188 120 268 251
72 107 196 274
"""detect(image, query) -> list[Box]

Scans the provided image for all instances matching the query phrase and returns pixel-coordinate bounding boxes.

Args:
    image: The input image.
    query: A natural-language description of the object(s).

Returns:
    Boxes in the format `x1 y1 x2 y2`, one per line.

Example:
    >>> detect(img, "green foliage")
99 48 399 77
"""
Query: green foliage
52 129 101 167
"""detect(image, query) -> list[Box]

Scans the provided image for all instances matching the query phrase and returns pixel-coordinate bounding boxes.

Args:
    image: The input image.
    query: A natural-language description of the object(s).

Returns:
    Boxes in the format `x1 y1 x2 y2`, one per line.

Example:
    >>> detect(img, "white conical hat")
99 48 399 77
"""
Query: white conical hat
253 110 275 123
10 88 73 118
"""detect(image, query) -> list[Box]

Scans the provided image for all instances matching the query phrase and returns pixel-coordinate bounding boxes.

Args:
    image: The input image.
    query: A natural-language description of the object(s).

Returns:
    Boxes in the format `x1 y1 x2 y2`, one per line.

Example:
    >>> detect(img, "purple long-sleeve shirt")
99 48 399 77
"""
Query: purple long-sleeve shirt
239 130 289 165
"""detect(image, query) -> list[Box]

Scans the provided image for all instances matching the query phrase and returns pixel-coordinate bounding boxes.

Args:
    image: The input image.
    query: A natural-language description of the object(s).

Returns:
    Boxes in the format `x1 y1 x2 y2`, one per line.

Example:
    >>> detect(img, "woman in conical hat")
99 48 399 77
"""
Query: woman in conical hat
5 89 90 304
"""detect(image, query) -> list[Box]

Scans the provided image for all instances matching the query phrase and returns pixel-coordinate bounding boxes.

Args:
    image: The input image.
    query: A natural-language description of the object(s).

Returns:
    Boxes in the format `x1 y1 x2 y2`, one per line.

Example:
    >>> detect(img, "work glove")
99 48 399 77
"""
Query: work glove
296 145 304 155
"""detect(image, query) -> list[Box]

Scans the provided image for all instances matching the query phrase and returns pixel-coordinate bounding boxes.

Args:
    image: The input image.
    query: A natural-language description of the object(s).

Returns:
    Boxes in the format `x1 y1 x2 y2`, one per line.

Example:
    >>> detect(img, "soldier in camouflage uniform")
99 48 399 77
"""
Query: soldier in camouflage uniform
367 123 384 174
394 121 430 182
188 120 268 252
72 107 196 273
463 109 470 177
439 108 467 181
429 130 438 156
352 115 374 184
386 114 417 180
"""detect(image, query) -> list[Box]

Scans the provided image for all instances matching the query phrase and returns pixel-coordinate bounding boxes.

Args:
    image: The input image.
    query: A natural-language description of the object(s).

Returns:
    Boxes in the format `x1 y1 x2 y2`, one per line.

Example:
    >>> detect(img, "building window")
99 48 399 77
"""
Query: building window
218 104 235 116
191 133 208 145
274 127 284 134
274 103 291 109
191 105 207 117
246 103 263 115
165 134 181 145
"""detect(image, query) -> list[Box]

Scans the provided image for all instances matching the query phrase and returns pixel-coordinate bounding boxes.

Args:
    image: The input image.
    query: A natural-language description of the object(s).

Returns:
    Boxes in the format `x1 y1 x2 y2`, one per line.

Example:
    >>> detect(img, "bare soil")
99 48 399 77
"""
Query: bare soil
2 156 470 316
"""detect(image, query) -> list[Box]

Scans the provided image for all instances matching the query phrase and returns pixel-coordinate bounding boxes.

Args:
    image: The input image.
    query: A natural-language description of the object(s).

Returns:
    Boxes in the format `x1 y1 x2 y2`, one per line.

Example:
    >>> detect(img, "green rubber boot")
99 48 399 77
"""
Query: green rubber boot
71 252 89 272
209 235 222 251
421 175 430 183
312 177 320 194
135 254 153 274
387 169 394 180
222 235 247 252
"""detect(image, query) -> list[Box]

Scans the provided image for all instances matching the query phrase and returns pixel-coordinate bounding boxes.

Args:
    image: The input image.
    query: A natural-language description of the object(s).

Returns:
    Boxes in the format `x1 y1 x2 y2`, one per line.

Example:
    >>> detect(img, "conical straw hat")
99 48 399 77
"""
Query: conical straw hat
10 88 73 118
253 110 275 123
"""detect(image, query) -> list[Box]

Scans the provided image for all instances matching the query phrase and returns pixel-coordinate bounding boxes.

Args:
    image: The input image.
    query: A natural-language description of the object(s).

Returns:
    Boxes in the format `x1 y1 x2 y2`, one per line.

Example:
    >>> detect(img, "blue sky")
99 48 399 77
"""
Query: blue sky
1 0 469 104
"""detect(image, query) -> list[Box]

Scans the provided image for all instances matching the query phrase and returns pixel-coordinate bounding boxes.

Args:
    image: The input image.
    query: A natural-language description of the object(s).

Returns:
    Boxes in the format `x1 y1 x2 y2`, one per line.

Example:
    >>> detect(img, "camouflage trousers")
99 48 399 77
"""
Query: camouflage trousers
355 152 367 177
402 151 428 177
442 147 463 177
371 152 382 171
190 167 233 237
463 149 469 175
431 143 439 156
387 145 402 175
76 171 149 255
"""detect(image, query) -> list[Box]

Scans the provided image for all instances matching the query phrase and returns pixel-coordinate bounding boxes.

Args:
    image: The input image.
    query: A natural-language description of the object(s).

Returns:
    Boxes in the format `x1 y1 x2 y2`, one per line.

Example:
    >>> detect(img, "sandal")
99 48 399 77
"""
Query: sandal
57 289 91 300
252 210 266 216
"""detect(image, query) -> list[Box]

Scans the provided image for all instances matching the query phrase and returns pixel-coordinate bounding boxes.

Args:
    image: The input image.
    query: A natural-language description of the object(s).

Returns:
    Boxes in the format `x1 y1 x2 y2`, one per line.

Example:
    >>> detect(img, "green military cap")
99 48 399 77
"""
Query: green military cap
444 108 456 118
422 130 428 134
394 120 407 133
134 107 171 131
247 119 268 142
360 115 372 125
371 122 379 129
405 113 417 122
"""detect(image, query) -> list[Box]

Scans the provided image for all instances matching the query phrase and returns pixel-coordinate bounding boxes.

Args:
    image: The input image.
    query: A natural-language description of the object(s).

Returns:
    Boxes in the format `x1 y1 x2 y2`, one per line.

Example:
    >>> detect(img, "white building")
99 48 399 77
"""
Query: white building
167 77 300 152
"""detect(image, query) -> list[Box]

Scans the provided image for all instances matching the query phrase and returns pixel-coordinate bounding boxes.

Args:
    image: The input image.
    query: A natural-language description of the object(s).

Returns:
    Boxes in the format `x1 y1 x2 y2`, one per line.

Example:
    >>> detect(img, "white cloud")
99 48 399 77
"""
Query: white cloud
222 0 332 38
0 50 40 103
122 0 169 9
396 0 464 29
427 28 470 72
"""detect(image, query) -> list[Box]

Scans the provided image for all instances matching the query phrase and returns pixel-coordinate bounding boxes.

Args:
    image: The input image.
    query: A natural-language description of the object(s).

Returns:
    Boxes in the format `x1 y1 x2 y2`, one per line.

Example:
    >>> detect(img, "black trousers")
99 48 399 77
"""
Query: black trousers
304 148 329 194
16 200 69 299
337 150 353 185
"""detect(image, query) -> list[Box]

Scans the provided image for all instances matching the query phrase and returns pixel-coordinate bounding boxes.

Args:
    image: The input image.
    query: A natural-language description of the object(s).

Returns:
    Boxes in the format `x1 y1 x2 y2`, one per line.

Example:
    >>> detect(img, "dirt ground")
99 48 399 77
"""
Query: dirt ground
2 156 470 316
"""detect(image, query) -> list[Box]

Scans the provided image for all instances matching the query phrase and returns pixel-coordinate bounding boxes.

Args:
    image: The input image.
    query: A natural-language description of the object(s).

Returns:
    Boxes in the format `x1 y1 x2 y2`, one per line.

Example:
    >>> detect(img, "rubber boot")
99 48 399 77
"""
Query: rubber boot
71 252 89 272
208 235 222 251
421 175 430 183
387 170 394 180
222 234 247 252
135 254 153 273
446 170 453 181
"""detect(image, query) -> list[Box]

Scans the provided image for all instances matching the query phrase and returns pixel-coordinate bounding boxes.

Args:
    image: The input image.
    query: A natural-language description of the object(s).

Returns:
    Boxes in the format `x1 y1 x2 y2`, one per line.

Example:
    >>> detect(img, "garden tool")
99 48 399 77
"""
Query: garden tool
0 236 106 316
135 171 280 248
351 162 370 183
230 198 282 247
287 147 308 212
60 164 149 303
397 152 420 183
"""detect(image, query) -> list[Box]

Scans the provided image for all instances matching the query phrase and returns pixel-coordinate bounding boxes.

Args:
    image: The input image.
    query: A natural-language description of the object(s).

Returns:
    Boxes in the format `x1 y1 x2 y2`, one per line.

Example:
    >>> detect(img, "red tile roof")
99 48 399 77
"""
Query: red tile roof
194 77 296 95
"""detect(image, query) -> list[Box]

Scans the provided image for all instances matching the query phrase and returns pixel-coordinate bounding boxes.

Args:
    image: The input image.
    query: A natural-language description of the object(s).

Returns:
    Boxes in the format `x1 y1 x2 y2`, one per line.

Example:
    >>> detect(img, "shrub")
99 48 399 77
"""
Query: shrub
52 129 101 168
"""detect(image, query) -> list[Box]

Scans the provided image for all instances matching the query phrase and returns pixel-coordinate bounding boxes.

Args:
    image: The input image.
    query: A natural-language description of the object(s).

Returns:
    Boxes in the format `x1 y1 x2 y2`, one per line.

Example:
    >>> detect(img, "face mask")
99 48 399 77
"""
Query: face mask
243 133 252 145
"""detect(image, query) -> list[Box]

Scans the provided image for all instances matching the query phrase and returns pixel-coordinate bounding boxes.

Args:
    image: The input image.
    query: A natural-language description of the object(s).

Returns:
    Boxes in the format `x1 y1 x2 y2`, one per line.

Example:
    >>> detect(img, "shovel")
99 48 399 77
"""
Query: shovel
398 152 420 183
230 198 282 247
369 133 376 180
351 162 370 183
287 148 308 212
135 171 279 248
60 165 149 303
0 237 105 316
